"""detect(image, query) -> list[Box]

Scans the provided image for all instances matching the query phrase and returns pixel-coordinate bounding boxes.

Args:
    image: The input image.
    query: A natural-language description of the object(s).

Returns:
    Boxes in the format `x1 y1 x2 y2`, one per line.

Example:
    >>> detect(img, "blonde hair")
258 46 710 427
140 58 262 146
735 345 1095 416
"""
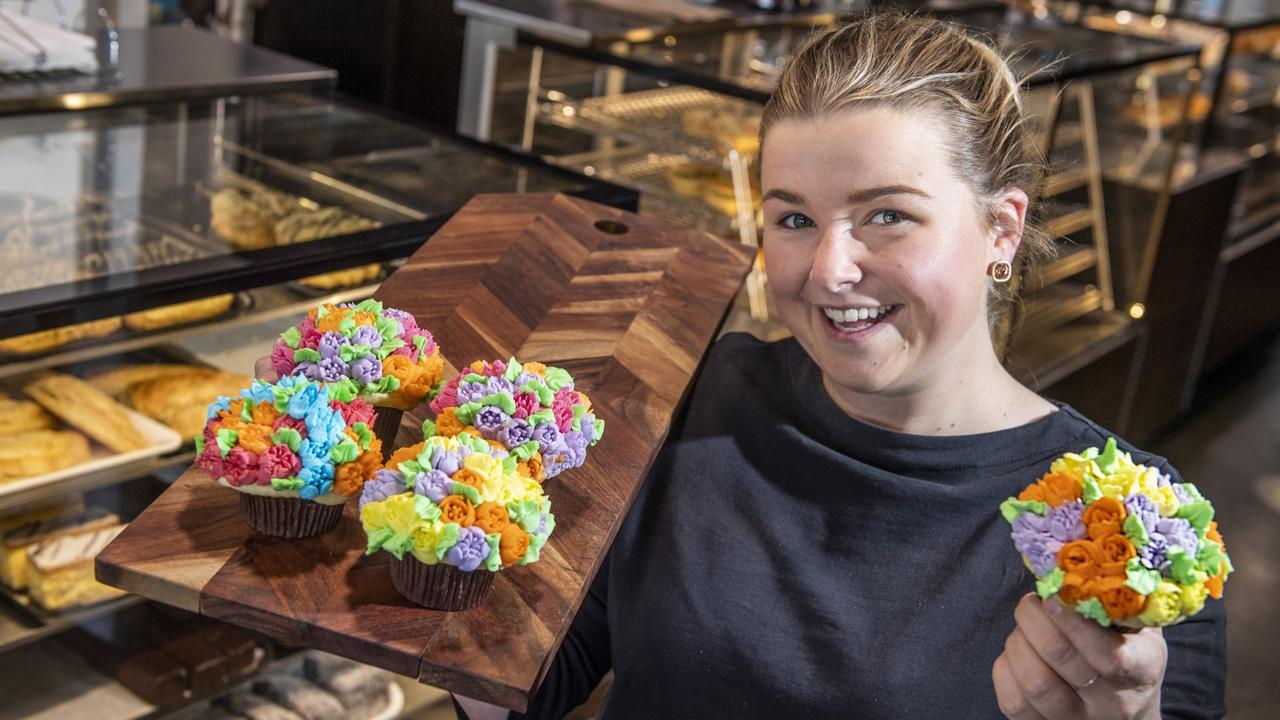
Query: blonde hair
761 12 1054 339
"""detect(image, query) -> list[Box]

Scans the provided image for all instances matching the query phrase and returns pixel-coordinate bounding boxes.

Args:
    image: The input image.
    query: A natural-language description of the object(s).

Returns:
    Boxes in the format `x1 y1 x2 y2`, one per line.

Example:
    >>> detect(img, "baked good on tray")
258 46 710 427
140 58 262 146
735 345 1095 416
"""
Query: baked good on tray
0 316 122 355
0 395 56 434
210 187 298 251
26 523 127 611
127 368 252 439
0 507 118 589
274 207 382 290
0 430 91 484
24 372 148 453
87 363 213 400
123 294 236 331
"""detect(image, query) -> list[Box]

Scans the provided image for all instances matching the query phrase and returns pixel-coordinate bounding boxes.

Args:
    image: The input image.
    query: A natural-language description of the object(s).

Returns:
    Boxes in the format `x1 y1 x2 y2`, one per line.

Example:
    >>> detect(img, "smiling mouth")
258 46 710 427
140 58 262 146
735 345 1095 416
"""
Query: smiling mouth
820 304 900 334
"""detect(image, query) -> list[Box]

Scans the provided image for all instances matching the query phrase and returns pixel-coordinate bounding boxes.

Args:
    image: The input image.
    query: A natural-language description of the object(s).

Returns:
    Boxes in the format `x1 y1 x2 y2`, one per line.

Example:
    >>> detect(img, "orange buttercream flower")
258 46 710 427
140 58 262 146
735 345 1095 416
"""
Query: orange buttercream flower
236 424 273 455
434 408 465 437
1092 575 1147 620
1083 497 1127 540
333 462 365 496
575 391 592 413
462 426 483 439
227 399 246 419
251 401 279 426
499 523 530 566
1057 572 1095 606
525 453 545 483
316 308 348 333
1206 574 1225 600
1206 521 1225 548
351 310 377 327
438 495 475 526
474 502 510 534
1098 534 1136 576
1058 540 1103 580
382 355 415 383
451 468 484 492
387 442 425 471
217 414 248 433
486 440 507 454
469 360 488 374
1017 471 1083 507
522 362 547 376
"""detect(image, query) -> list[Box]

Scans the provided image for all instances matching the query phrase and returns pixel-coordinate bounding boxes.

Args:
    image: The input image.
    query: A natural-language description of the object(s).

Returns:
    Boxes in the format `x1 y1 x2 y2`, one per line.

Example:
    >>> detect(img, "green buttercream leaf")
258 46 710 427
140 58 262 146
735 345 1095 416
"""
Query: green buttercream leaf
1082 474 1103 504
272 385 292 412
1176 483 1206 503
1123 513 1150 548
502 358 522 382
194 434 205 454
375 316 400 344
352 423 373 452
281 326 302 350
240 401 254 423
455 402 482 425
434 523 460 561
271 476 304 491
339 317 357 336
501 456 517 477
1125 558 1161 595
1098 437 1119 474
481 392 516 415
461 434 490 454
1176 501 1214 537
528 409 554 426
1080 447 1100 460
1196 539 1226 577
328 378 359 403
355 298 383 314
1036 567 1064 599
380 338 405 356
999 498 1047 524
293 348 322 364
543 366 572 392
398 460 423 478
1166 547 1201 585
271 428 302 452
593 418 605 443
339 343 372 362
450 482 481 505
507 499 542 533
330 440 360 465
216 429 238 458
463 373 486 384
523 380 554 406
421 419 436 438
316 304 331 319
365 527 394 555
511 440 540 462
519 542 540 566
385 532 414 560
414 495 442 522
1075 598 1112 627
484 533 503 572
368 375 399 394
412 335 427 358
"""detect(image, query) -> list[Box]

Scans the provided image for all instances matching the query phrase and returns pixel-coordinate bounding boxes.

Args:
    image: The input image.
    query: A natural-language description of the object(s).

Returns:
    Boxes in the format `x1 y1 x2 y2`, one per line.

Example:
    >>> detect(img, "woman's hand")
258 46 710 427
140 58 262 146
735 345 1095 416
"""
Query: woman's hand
992 594 1166 720
254 356 279 382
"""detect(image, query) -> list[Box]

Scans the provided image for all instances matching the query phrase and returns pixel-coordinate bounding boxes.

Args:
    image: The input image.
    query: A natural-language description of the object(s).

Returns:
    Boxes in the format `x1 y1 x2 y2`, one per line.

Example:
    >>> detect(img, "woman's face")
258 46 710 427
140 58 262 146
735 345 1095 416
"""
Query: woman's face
761 106 1021 399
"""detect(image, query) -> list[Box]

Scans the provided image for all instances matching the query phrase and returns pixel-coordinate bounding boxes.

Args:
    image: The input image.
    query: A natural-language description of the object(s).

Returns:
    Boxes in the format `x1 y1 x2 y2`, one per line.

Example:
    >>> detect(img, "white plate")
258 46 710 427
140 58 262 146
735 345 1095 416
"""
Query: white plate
369 681 405 720
0 407 183 500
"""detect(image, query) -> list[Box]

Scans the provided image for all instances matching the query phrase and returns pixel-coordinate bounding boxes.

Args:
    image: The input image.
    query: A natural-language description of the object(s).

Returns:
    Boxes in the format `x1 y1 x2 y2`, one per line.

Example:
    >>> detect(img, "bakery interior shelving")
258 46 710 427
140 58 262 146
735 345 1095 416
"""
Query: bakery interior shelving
0 61 633 717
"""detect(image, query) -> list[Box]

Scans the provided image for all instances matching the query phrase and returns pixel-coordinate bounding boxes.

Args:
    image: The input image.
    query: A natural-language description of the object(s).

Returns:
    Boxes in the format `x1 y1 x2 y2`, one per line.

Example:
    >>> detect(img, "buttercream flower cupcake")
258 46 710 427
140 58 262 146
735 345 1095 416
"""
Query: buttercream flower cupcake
269 299 444 459
197 377 383 538
1002 438 1232 628
359 433 555 610
428 358 603 481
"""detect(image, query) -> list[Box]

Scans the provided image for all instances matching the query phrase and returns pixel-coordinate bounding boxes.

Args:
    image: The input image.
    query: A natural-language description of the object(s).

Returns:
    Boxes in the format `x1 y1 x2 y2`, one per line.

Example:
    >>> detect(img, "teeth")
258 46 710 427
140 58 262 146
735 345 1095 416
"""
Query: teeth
822 305 894 325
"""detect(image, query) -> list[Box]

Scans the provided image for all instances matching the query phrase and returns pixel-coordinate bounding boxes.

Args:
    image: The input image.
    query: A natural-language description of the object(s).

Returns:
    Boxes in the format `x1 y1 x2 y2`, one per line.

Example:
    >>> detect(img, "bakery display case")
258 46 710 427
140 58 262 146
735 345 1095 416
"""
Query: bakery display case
0 85 634 718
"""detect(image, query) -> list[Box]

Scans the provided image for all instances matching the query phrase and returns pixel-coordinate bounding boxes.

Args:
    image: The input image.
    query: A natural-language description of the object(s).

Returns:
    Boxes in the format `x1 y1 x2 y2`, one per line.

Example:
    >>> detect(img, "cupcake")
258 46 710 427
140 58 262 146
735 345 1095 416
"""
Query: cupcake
1002 438 1232 628
359 433 555 610
196 377 383 538
269 299 444 459
428 358 603 481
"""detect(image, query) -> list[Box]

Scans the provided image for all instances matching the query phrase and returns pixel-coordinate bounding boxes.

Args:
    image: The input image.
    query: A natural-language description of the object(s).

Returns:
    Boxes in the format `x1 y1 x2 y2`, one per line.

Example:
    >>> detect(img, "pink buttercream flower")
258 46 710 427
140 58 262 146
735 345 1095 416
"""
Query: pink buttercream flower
484 359 507 378
429 375 461 414
259 444 301 479
195 441 224 476
512 391 540 420
300 326 323 349
552 387 576 431
270 339 296 378
334 398 377 427
221 447 259 487
272 415 308 438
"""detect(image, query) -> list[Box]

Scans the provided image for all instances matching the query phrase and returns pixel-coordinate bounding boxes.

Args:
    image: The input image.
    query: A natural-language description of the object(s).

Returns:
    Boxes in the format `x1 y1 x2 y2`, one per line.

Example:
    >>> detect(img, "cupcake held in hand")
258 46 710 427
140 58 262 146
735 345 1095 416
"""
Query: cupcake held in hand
1002 438 1231 628
196 377 383 538
359 433 555 610
428 358 603 481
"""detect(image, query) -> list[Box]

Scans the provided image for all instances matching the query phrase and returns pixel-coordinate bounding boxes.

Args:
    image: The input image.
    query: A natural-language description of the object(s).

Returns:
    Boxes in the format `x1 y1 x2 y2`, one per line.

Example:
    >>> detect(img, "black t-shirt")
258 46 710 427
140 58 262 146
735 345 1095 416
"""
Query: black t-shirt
513 333 1226 719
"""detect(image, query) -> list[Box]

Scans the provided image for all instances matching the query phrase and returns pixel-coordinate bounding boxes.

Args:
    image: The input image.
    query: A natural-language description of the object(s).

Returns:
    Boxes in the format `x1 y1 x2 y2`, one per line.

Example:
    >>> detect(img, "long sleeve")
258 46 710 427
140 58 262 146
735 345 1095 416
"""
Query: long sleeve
510 553 614 720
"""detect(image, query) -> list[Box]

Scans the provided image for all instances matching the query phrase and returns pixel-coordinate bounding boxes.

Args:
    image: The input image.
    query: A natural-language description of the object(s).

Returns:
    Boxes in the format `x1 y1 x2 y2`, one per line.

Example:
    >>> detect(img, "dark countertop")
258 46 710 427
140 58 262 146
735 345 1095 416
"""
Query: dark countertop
0 25 336 116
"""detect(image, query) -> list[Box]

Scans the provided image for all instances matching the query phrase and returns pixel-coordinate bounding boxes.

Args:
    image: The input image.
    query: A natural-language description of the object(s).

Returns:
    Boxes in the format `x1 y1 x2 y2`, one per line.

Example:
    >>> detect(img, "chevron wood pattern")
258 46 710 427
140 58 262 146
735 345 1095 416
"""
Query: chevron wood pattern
97 193 754 710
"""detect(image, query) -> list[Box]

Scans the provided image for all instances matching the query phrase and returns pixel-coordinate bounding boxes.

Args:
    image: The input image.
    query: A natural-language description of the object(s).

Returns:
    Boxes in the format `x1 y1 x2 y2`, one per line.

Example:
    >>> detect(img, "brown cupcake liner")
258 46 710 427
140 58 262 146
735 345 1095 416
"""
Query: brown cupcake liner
389 555 494 611
239 493 345 538
371 405 404 462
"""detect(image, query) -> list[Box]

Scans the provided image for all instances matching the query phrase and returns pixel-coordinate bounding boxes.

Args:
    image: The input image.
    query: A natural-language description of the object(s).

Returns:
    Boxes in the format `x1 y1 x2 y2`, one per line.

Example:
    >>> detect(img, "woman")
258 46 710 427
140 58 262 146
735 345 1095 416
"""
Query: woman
451 13 1225 719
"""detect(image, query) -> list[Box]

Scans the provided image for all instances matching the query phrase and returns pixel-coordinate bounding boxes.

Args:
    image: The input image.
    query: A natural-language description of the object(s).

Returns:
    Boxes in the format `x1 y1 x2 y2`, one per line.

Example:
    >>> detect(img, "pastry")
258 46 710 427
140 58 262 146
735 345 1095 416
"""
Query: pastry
0 396 56 434
302 654 391 718
1003 437 1231 628
127 368 252 439
117 647 189 706
274 208 382 289
297 264 382 290
0 507 118 589
253 675 345 720
210 187 298 250
160 633 230 695
123 294 236 331
197 378 383 538
682 108 761 154
0 316 122 354
25 523 127 611
24 372 149 453
221 691 306 720
87 363 212 400
665 162 723 198
0 496 84 534
0 430 91 484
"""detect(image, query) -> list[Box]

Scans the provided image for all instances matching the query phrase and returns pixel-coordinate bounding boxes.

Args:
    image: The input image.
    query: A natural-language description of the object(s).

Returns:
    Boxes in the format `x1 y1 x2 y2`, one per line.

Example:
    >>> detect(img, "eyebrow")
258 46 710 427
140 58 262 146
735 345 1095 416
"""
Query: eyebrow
761 185 933 205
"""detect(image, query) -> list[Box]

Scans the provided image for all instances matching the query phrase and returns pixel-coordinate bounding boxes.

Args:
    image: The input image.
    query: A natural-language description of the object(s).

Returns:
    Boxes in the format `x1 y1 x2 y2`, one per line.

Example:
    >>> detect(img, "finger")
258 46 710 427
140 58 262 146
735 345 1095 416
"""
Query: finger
993 654 1047 720
1044 598 1162 686
1014 594 1100 689
1006 628 1085 719
254 356 279 382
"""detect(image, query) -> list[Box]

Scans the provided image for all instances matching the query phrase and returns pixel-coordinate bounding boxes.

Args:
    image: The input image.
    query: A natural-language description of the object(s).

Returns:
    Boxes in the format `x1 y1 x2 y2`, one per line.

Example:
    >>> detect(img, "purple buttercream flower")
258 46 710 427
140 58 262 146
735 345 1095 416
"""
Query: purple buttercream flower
485 377 514 396
1011 512 1064 577
581 414 597 444
351 325 382 348
1155 471 1172 487
1157 517 1199 557
532 421 561 450
445 526 491 572
414 469 453 503
359 470 408 511
499 419 534 449
457 381 490 405
1045 501 1086 543
349 354 382 385
309 355 349 383
541 440 582 478
293 361 318 378
513 372 536 387
534 513 548 536
431 448 466 476
1172 483 1195 505
318 331 347 360
1138 533 1170 570
1024 538 1064 577
474 406 509 437
1124 494 1160 530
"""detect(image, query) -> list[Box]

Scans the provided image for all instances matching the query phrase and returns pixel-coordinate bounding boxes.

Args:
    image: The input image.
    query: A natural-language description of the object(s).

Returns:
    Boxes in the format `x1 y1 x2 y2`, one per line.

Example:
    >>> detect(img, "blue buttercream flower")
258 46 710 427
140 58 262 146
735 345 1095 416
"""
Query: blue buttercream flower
304 402 346 448
297 438 330 469
287 381 323 419
207 397 231 420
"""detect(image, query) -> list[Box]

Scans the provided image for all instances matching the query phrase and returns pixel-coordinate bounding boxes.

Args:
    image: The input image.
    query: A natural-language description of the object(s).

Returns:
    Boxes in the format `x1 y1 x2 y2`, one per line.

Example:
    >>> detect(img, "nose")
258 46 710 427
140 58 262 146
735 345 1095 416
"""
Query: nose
808 224 864 292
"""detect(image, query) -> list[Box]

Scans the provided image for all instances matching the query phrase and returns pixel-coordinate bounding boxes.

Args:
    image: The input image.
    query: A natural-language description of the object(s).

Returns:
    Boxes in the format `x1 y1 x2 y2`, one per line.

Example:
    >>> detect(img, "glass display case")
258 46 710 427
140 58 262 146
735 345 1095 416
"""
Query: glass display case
0 89 634 719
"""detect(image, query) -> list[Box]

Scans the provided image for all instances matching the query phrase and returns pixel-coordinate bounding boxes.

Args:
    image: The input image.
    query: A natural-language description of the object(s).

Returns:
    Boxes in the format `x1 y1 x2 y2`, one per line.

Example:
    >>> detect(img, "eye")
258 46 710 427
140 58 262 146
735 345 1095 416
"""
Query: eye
869 209 908 226
777 212 816 230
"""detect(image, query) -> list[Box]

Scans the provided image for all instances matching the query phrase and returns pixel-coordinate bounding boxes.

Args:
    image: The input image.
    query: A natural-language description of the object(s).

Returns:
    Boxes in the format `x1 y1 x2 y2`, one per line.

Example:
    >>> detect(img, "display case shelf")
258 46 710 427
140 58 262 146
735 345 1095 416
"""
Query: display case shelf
0 593 145 656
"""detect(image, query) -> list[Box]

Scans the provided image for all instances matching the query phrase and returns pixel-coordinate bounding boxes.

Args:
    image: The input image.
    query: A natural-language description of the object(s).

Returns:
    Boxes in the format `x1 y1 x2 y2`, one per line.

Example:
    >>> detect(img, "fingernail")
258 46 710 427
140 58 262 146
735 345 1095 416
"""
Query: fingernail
1046 598 1065 615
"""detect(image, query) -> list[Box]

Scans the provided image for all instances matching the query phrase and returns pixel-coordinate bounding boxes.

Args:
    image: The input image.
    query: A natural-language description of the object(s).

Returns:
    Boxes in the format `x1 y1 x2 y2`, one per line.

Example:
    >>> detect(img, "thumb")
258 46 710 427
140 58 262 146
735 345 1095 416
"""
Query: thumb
254 356 279 382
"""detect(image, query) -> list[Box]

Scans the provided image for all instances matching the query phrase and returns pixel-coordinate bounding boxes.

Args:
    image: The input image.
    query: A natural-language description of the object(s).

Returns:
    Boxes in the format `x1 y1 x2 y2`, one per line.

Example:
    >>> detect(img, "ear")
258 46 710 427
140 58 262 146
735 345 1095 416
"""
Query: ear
990 187 1029 264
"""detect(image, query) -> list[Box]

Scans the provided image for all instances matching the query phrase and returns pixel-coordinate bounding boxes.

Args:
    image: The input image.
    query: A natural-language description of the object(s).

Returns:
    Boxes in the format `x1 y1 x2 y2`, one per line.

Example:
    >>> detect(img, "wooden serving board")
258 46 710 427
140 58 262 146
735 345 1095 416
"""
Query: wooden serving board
96 193 754 710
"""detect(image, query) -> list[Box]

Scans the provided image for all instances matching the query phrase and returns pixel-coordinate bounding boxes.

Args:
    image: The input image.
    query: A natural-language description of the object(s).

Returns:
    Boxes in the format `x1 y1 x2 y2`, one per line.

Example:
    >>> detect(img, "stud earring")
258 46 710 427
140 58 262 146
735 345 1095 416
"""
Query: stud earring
987 260 1012 283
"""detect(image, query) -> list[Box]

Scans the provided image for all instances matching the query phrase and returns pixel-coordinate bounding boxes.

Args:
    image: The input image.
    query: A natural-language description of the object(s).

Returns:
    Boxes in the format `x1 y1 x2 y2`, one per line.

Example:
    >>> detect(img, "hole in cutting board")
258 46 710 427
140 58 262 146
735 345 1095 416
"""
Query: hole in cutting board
594 220 629 235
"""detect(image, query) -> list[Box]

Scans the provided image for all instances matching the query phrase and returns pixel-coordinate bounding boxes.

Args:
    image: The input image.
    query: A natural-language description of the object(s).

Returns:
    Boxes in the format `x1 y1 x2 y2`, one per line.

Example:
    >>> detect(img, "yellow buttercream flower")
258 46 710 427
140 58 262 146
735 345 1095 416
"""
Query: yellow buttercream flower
360 499 390 532
383 493 422 537
410 521 445 565
1150 486 1181 517
1050 453 1100 483
1181 581 1209 616
480 472 516 506
1137 581 1184 626
463 452 504 486
519 478 545 503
